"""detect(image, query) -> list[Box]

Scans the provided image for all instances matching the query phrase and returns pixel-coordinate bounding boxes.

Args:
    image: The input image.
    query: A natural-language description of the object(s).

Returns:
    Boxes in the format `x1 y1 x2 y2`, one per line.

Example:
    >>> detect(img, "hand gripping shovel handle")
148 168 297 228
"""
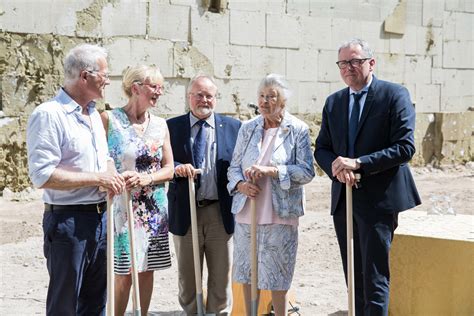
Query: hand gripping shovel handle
126 192 141 315
106 195 115 316
346 174 360 316
188 170 206 316
250 182 258 316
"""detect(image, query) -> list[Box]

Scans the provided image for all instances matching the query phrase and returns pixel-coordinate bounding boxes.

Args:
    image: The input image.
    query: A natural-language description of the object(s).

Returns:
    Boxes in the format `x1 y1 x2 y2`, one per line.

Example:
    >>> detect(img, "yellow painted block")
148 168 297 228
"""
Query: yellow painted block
389 234 474 316
231 282 296 316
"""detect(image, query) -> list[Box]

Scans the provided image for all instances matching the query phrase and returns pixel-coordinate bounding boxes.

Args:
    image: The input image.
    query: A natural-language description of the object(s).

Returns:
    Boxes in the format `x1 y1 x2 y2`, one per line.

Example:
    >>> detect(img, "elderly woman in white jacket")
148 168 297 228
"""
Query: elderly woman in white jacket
227 74 315 315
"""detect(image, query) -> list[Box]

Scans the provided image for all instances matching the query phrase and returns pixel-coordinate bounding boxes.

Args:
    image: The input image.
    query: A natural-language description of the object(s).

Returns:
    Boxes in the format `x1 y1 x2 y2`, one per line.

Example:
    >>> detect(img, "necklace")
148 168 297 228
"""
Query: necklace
125 108 150 135
134 122 147 132
134 115 149 134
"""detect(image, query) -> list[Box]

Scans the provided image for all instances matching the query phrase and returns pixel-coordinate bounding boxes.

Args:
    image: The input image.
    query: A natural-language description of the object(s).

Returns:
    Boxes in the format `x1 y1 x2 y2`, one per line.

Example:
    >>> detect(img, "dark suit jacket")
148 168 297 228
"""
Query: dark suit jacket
315 76 421 215
167 113 241 236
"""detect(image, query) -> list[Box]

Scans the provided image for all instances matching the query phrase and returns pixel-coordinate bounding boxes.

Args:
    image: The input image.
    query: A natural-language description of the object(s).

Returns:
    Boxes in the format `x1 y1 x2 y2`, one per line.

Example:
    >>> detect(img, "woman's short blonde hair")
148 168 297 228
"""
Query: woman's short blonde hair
122 65 164 98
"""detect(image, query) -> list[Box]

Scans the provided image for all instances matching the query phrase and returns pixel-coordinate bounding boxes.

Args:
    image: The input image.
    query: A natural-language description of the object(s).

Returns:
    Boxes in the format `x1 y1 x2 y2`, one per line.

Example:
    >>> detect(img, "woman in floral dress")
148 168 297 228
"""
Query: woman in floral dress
100 65 174 314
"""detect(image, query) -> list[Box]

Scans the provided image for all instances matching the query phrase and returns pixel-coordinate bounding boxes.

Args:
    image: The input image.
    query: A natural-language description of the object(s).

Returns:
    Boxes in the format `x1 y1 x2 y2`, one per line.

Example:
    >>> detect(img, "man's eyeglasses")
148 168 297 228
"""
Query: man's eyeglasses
191 92 215 101
336 58 371 69
86 70 110 80
259 94 278 102
136 82 163 92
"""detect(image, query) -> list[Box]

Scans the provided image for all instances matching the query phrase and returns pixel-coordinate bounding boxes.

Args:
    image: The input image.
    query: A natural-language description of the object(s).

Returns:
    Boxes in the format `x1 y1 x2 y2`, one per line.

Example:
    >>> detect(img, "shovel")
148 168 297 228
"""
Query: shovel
187 170 215 316
106 195 115 316
346 174 360 316
250 194 258 316
126 192 141 316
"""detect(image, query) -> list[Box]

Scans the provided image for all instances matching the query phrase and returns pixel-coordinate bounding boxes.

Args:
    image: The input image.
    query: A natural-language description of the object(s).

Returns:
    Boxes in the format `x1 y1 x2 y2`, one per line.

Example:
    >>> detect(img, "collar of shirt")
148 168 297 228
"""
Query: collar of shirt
349 75 373 95
189 112 215 129
348 76 373 122
256 109 292 128
58 88 97 114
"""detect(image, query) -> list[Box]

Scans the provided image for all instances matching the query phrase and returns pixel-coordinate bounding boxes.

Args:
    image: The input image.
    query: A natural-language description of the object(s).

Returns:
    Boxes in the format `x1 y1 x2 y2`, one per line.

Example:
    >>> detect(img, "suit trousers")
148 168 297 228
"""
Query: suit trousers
173 202 233 315
333 208 398 316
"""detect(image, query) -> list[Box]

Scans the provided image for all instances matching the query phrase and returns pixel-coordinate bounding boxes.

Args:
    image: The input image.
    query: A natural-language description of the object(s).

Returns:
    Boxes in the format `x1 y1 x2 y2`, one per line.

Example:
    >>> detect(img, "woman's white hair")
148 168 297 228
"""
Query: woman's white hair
63 44 108 85
258 73 292 101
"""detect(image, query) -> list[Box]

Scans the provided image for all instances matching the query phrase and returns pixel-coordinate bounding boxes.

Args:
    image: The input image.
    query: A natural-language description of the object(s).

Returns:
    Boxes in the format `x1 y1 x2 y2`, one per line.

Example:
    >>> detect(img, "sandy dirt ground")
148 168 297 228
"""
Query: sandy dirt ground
0 166 472 315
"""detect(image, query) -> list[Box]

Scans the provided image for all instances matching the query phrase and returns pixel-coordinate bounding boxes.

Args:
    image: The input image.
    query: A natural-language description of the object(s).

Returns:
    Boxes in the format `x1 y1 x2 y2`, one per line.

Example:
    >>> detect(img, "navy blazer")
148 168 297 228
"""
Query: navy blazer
315 76 421 215
167 113 241 236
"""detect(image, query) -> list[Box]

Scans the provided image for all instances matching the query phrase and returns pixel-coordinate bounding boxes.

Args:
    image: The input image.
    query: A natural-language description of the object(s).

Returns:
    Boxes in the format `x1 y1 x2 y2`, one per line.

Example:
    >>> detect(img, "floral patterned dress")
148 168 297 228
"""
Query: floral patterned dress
107 108 171 274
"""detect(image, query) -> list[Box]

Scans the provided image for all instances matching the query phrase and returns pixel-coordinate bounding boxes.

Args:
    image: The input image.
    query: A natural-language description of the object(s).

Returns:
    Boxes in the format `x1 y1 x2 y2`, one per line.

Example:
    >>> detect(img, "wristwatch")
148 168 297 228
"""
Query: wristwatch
356 158 362 168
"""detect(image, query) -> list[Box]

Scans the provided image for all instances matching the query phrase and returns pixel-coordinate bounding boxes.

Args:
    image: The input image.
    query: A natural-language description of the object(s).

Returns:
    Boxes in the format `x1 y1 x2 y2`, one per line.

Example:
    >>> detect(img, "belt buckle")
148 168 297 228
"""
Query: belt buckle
96 203 103 214
197 200 204 208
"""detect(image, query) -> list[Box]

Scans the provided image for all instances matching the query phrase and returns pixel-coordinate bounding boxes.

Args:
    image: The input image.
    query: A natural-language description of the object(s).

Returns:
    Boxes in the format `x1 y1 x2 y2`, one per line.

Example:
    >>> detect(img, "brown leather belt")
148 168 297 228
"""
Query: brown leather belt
44 202 107 214
196 199 218 208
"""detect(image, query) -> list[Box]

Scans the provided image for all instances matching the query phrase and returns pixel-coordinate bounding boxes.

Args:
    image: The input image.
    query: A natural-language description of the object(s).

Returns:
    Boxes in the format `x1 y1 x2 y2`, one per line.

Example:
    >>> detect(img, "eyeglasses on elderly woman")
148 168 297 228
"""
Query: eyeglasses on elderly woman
258 94 278 103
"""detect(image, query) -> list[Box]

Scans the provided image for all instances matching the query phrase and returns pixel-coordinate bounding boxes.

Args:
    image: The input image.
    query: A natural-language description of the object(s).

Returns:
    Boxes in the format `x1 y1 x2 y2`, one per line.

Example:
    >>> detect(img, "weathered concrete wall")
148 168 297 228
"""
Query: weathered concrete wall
0 0 473 191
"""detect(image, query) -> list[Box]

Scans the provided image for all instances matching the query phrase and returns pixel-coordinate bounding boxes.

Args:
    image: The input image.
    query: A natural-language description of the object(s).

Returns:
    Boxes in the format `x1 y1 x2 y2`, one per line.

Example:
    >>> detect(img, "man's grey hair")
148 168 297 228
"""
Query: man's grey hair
63 44 108 85
186 73 218 95
338 38 374 58
258 73 292 101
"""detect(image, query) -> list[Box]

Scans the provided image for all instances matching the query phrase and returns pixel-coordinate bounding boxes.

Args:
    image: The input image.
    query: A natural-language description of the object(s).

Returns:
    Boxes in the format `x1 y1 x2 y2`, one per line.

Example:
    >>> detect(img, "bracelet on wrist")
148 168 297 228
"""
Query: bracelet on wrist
237 180 244 192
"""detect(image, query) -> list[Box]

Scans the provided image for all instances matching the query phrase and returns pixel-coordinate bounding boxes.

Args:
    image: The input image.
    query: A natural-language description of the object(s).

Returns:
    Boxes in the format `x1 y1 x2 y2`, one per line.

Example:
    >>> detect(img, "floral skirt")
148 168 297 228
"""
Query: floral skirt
232 223 298 290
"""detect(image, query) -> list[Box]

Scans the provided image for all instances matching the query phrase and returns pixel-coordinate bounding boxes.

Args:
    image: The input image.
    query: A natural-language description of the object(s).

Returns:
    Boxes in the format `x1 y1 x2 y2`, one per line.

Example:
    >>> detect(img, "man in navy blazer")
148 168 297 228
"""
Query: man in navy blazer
167 74 240 315
315 38 421 316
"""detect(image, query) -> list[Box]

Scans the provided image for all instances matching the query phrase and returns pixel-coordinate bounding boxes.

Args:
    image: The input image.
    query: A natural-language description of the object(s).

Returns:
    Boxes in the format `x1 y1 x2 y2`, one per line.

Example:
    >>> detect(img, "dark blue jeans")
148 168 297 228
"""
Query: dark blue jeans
43 208 107 316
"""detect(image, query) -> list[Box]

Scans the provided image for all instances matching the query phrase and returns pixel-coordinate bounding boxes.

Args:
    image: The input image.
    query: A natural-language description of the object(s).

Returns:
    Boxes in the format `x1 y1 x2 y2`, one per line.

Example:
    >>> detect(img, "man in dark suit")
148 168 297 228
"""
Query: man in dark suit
167 74 241 315
314 38 421 316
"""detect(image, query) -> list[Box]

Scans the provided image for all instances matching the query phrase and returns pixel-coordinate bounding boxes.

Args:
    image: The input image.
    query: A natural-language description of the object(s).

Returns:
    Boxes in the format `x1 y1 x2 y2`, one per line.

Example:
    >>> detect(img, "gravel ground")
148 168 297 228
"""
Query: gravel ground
0 166 472 315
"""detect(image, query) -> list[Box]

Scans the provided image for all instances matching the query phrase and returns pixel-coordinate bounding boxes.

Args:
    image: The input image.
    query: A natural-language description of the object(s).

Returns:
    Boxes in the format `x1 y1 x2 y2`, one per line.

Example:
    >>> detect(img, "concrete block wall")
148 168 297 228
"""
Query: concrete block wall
150 3 190 41
0 0 473 191
102 2 148 37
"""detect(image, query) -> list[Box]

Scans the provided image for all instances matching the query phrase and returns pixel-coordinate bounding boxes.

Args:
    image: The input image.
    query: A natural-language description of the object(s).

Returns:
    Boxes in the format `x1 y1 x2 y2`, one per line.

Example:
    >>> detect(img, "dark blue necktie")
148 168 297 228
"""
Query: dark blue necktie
348 92 366 158
193 120 207 168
